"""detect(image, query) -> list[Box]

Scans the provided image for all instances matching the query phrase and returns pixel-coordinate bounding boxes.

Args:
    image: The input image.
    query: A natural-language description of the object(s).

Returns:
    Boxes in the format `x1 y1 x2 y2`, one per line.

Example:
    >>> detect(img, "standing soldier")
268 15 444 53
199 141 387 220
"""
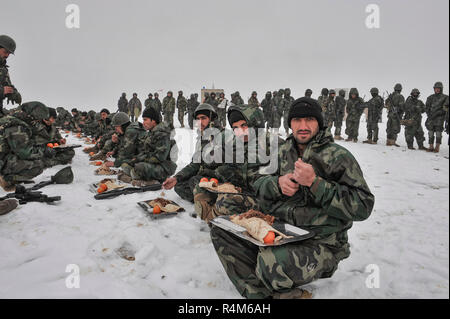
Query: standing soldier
425 82 449 153
333 89 346 140
0 35 21 117
128 93 142 122
162 91 176 130
325 90 337 134
345 88 365 142
231 91 244 105
318 88 329 117
151 92 162 115
362 88 384 144
304 89 313 98
144 93 153 110
248 91 259 107
217 92 228 128
401 89 427 150
282 88 295 136
272 89 284 131
177 90 187 128
261 91 273 129
385 83 405 147
118 93 128 113
187 94 200 129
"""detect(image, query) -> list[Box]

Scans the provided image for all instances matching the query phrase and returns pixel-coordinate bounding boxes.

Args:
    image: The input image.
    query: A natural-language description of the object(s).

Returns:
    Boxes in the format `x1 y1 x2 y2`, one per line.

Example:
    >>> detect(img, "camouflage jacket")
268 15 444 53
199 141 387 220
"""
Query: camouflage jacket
346 97 365 122
113 122 146 167
248 97 259 108
150 98 162 114
282 95 295 115
177 96 188 112
425 93 449 125
261 97 274 117
118 97 128 113
231 95 244 106
162 96 176 115
386 92 405 119
325 97 336 122
32 121 63 146
144 98 153 109
334 96 346 121
364 95 384 123
134 122 177 175
273 94 284 116
0 57 20 112
253 129 374 241
403 96 425 125
0 115 43 170
187 98 200 113
128 97 142 114
318 95 329 114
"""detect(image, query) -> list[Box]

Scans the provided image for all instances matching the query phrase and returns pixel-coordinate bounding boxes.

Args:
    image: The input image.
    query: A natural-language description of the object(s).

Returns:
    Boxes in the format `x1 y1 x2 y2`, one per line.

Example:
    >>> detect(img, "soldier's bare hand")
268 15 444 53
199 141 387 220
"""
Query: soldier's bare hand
3 86 14 95
106 151 114 158
293 159 316 187
162 177 177 190
278 173 299 197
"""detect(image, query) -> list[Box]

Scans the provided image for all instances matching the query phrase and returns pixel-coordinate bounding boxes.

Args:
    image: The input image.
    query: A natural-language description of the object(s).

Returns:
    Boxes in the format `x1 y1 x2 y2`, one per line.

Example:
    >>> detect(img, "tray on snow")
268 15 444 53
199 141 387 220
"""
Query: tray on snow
210 216 315 247
89 178 128 194
138 198 185 220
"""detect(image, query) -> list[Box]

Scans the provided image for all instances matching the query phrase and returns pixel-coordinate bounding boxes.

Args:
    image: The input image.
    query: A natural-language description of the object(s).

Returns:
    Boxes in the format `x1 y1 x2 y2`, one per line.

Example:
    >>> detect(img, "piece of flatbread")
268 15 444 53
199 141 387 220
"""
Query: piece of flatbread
230 215 293 244
199 181 240 194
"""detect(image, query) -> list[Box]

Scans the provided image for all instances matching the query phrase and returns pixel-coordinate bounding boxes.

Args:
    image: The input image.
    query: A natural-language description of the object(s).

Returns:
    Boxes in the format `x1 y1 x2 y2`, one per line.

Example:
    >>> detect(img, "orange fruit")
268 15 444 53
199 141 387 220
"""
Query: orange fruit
97 183 108 193
200 177 209 183
153 205 161 214
89 152 95 156
53 143 59 147
47 143 54 148
209 178 219 185
263 231 275 244
95 161 103 166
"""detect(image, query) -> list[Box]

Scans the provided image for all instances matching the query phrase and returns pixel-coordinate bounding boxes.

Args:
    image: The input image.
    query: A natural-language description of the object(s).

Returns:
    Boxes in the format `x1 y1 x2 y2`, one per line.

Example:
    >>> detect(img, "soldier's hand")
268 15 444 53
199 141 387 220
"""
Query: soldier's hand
293 159 316 187
106 151 114 158
278 173 299 197
162 177 177 190
3 86 14 95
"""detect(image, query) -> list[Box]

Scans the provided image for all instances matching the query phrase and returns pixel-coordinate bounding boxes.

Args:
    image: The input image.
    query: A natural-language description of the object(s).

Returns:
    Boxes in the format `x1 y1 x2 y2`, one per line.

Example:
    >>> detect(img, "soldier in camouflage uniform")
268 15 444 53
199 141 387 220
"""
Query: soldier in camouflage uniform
317 88 329 118
261 91 273 129
345 88 365 142
0 35 21 117
118 108 177 186
187 94 200 130
151 92 162 115
217 92 228 128
32 106 75 167
211 97 374 299
117 93 128 113
162 104 224 203
128 93 142 122
248 91 259 107
401 89 427 150
304 89 313 98
282 88 295 136
325 90 336 134
176 91 187 128
144 93 153 110
162 91 176 130
333 90 346 140
70 108 81 132
0 102 49 191
425 82 449 153
193 104 274 223
362 88 384 145
272 89 284 131
385 83 405 147
231 91 244 105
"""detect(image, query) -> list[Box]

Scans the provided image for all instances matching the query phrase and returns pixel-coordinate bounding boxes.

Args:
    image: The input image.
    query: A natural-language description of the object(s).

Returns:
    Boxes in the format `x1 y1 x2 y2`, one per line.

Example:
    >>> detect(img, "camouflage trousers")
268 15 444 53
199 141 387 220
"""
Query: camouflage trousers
366 122 379 142
122 162 171 183
43 149 75 168
283 111 290 134
427 124 445 144
178 109 185 127
334 118 343 136
386 117 401 140
174 175 204 203
188 111 195 129
1 156 44 183
345 119 361 139
193 189 258 223
164 112 174 129
210 227 342 299
217 109 227 128
272 112 282 129
405 123 425 147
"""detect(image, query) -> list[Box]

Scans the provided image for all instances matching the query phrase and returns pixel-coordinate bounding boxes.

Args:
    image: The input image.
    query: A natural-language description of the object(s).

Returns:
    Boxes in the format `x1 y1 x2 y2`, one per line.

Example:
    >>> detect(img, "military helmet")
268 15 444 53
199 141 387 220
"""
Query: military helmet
394 83 402 91
433 82 444 89
154 92 159 97
411 88 420 96
167 91 173 96
194 103 217 120
178 90 183 95
370 87 379 94
284 88 291 95
0 35 16 54
190 94 195 98
252 91 257 96
48 107 57 119
329 89 336 95
266 91 272 97
305 89 312 95
148 93 153 97
21 101 50 121
321 88 329 96
112 112 130 126
339 89 346 97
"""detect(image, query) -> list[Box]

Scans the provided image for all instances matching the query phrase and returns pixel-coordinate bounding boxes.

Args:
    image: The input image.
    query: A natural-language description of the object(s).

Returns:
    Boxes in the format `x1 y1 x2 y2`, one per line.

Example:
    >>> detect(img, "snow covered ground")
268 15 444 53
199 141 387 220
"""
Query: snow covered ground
0 113 448 299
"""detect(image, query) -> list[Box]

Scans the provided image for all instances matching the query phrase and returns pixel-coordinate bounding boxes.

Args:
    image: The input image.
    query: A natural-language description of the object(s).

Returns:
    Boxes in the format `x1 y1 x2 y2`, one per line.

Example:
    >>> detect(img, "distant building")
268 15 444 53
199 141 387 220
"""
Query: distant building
201 88 224 103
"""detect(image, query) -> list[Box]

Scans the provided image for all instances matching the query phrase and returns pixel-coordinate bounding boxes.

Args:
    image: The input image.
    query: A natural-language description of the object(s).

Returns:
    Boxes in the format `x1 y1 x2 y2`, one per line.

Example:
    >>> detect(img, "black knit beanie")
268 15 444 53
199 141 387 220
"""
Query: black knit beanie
143 107 161 124
228 110 246 127
288 97 324 129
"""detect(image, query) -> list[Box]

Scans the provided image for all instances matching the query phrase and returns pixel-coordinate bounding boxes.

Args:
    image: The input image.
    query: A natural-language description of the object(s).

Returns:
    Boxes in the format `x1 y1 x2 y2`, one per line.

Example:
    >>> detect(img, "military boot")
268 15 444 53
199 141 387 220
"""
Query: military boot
273 288 312 299
345 137 352 142
392 140 400 147
363 139 373 144
353 138 358 143
334 135 343 141
90 152 107 161
434 144 441 153
0 176 16 192
0 199 18 216
407 144 415 150
418 143 427 151
426 144 435 152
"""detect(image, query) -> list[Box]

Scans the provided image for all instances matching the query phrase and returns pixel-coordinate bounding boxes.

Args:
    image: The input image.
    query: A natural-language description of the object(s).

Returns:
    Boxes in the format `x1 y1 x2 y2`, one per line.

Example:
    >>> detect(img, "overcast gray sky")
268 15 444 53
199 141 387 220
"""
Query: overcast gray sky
1 0 448 110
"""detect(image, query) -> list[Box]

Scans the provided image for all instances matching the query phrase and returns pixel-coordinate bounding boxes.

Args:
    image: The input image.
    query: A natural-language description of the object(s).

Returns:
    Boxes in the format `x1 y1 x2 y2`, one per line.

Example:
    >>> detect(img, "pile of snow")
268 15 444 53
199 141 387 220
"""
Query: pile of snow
0 113 448 299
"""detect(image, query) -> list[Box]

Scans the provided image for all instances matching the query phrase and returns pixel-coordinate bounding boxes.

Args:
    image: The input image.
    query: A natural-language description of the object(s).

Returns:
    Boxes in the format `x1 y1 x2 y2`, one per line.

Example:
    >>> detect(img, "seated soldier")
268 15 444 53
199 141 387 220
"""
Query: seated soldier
87 109 114 159
0 101 49 191
162 103 224 203
33 107 75 168
118 107 177 186
210 97 375 299
103 112 146 171
193 104 280 223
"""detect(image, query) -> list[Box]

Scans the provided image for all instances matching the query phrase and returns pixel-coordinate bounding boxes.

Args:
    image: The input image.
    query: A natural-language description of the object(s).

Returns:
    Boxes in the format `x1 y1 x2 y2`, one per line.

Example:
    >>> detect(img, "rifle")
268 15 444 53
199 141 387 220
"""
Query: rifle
385 91 402 122
0 185 61 205
94 183 163 200
53 144 82 151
